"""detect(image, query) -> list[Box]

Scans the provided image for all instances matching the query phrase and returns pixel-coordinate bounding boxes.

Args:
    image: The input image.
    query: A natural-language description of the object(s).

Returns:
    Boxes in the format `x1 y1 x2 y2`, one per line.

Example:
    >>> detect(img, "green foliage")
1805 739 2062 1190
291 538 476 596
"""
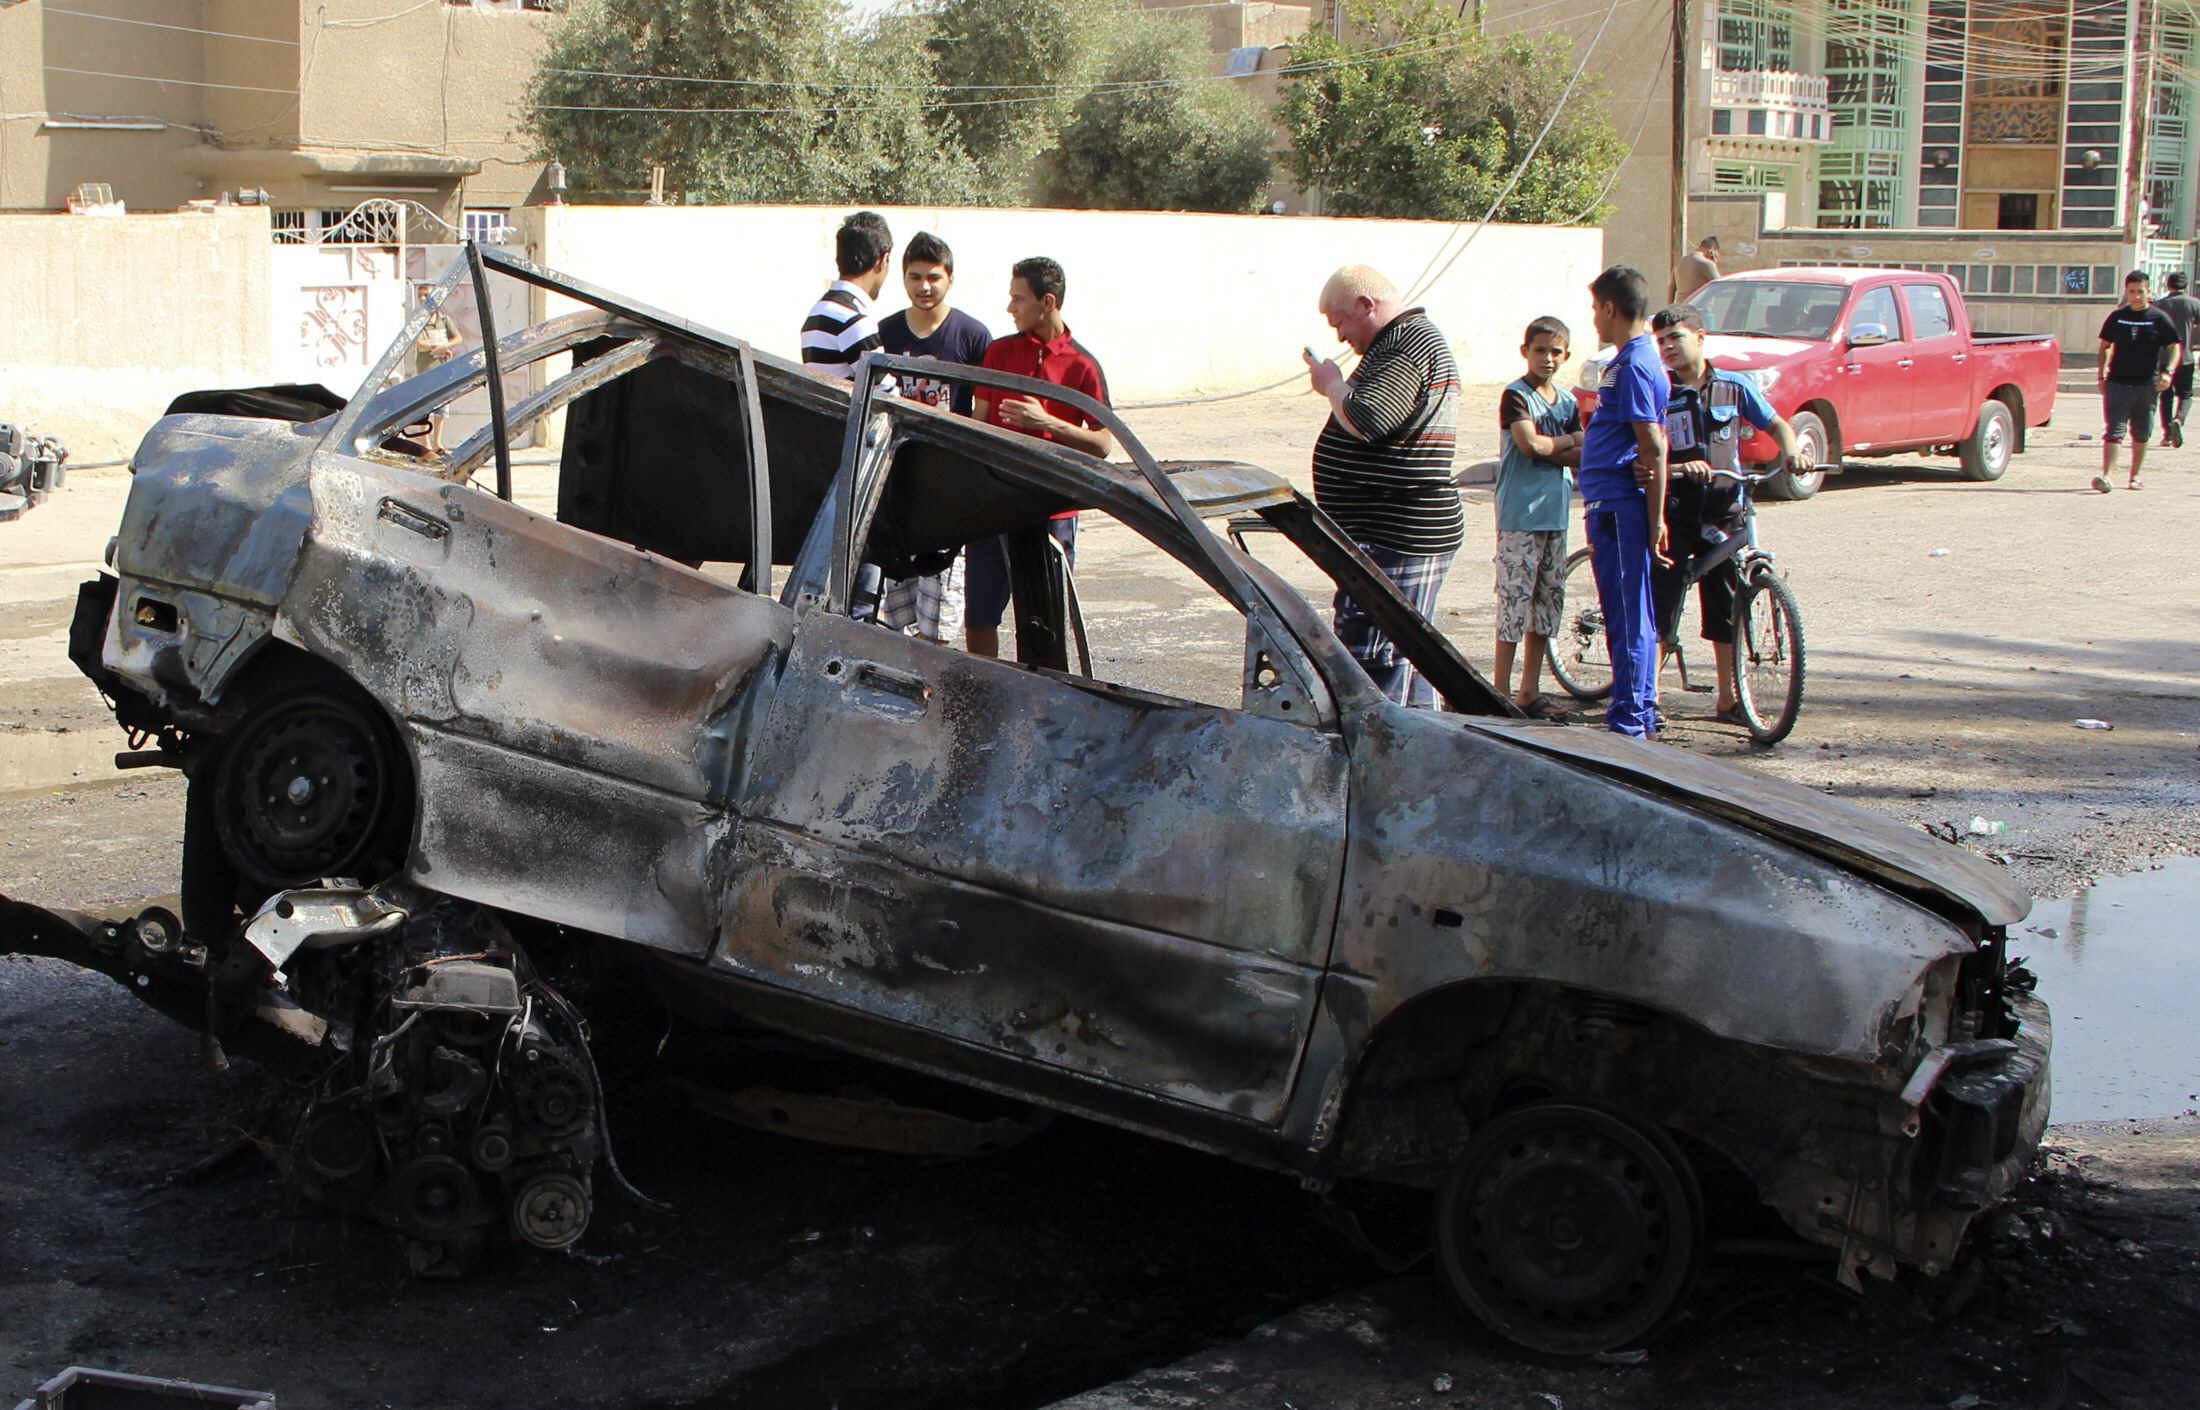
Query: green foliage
1281 0 1626 224
1033 13 1275 213
523 0 981 204
925 0 1125 192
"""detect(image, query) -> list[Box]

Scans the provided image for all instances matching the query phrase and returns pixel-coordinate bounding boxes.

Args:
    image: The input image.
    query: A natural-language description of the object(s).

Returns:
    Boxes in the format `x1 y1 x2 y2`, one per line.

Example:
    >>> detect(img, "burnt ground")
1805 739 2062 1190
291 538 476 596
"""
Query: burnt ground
0 943 1369 1410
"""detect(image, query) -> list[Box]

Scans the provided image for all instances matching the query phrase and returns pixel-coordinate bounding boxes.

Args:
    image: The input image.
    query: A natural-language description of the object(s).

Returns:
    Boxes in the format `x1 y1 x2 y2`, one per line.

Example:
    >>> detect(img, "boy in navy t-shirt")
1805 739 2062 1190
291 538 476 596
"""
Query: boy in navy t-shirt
880 231 992 415
1493 316 1582 716
1577 266 1670 738
875 232 993 641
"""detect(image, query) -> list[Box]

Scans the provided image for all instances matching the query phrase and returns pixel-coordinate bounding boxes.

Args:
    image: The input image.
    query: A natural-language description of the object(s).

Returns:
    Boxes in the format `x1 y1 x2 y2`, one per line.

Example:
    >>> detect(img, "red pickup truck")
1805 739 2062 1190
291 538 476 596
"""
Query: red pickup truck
1578 268 2060 499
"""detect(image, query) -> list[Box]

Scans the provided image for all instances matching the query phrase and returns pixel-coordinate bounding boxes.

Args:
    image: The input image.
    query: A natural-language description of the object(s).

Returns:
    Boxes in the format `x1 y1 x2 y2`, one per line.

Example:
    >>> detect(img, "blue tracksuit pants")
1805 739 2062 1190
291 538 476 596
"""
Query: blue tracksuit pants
1585 493 1659 737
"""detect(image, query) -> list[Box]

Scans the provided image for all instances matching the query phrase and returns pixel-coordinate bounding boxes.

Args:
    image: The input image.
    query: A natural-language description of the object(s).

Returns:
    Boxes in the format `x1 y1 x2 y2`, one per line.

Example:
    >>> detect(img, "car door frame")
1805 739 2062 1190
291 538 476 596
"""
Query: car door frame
1835 280 1916 450
717 353 1364 1128
1898 280 1972 445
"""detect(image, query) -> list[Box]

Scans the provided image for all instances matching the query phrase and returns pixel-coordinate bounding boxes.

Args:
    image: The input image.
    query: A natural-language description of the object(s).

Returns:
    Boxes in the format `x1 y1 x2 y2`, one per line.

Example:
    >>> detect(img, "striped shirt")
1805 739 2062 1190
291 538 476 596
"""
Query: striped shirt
801 280 887 381
1311 309 1464 556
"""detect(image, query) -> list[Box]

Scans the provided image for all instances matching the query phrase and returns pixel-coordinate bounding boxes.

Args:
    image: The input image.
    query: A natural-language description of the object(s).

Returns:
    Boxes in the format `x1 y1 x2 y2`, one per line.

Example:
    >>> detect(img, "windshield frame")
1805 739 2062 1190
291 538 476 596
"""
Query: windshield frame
1689 278 1850 341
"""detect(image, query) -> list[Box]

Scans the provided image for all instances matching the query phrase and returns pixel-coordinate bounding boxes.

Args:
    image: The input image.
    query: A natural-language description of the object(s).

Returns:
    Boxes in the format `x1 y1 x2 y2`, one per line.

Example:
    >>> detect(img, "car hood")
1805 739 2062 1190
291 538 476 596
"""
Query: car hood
1705 335 1816 371
1461 719 2031 929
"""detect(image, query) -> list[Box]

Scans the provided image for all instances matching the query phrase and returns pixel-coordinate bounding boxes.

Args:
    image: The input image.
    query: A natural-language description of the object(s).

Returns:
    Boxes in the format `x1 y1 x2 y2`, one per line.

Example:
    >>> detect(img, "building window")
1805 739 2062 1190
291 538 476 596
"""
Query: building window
1713 162 1790 191
319 204 402 246
464 208 513 244
1817 0 1917 229
1997 192 2041 229
1713 108 1734 134
272 210 310 245
1718 0 1797 71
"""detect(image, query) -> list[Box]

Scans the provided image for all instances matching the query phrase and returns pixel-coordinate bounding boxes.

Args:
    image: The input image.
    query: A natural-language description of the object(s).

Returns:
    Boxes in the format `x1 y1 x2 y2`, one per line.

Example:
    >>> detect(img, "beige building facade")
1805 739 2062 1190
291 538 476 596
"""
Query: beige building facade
0 0 561 234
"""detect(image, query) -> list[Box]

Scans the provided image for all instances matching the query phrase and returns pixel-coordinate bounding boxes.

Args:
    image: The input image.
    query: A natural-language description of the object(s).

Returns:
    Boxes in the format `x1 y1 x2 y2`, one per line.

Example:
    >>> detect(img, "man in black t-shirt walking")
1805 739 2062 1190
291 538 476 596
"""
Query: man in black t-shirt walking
2094 270 2182 491
2156 271 2199 449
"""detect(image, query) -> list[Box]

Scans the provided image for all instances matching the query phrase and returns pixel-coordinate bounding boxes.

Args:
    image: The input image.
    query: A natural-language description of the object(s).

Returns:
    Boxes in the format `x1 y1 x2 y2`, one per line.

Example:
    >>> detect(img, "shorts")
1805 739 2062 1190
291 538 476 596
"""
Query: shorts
964 519 1077 630
878 555 963 643
1493 529 1566 642
2103 380 2156 443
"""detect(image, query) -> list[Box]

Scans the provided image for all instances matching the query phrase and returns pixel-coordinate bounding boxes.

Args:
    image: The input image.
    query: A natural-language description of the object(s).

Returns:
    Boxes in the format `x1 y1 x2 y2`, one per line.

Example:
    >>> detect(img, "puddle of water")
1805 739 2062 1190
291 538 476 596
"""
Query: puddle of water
2013 855 2200 1123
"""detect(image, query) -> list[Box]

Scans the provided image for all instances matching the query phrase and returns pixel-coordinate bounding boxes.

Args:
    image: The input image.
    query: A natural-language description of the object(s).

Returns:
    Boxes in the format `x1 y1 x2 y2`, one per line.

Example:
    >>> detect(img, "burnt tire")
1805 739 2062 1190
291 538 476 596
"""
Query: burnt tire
186 683 412 936
1436 1101 1703 1356
1762 411 1829 500
1960 399 2014 481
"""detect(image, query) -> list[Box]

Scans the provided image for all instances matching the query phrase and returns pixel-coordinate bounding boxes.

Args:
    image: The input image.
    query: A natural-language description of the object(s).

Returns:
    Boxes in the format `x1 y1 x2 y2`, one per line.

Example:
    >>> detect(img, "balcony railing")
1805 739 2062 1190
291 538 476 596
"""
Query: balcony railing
1709 68 1832 149
1712 69 1831 107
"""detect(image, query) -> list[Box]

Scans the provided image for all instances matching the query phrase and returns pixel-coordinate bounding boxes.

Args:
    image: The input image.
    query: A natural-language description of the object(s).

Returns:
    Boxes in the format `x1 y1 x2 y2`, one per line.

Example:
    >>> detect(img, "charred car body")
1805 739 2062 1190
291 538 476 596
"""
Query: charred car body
2 249 2049 1354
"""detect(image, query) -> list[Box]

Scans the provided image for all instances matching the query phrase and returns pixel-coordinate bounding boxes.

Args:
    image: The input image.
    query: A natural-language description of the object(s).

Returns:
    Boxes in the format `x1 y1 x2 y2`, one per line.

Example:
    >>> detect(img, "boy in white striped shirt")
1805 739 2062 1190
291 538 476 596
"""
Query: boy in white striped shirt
801 211 895 386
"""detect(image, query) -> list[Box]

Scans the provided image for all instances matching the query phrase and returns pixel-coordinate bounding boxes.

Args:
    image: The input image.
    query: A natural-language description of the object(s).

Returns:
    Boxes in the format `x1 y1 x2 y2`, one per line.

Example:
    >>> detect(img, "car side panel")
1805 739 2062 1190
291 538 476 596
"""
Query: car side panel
278 456 792 953
715 610 1348 1121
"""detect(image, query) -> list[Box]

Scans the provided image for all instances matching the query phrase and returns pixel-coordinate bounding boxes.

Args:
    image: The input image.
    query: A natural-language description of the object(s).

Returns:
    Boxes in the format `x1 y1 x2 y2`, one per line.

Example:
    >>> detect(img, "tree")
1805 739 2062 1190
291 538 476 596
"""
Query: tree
523 0 979 204
1281 0 1626 224
1033 12 1275 214
925 0 1124 192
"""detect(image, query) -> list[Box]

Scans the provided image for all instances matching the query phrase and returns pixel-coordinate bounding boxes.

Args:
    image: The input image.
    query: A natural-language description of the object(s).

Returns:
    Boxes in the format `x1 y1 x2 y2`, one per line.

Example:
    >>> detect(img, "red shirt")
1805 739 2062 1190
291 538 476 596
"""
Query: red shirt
978 327 1110 440
979 327 1109 521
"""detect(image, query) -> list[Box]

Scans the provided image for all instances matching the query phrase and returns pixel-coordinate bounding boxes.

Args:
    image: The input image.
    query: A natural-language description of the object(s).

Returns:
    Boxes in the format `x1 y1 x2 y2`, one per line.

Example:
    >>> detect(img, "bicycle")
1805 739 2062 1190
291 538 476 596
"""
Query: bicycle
1545 466 1808 745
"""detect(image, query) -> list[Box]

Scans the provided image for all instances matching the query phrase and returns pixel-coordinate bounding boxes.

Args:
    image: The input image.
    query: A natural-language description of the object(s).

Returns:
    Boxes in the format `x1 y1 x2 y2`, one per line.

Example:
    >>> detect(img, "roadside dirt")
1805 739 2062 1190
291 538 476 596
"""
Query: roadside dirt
4 385 2197 1408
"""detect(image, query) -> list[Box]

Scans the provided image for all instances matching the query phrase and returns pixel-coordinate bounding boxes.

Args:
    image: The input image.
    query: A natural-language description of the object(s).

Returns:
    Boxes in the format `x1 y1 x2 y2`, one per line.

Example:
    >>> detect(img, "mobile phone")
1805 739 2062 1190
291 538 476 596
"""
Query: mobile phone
1303 345 1320 361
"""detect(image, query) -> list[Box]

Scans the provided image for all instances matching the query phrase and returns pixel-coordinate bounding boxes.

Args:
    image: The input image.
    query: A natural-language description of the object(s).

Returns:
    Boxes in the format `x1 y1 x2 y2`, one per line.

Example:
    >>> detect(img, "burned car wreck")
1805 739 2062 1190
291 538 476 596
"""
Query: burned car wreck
2 247 2049 1355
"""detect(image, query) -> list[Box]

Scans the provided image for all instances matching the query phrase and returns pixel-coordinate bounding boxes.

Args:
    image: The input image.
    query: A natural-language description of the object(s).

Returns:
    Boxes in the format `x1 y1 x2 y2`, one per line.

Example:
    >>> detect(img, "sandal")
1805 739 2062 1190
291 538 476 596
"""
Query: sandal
1712 704 1751 728
2128 477 2145 490
2091 475 2113 493
1514 695 1572 722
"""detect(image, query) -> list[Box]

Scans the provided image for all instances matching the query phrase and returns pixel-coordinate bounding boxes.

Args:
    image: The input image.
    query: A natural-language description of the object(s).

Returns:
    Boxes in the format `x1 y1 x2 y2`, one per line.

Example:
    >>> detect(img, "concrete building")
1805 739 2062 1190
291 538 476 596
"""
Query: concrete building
1486 0 2199 347
0 0 562 237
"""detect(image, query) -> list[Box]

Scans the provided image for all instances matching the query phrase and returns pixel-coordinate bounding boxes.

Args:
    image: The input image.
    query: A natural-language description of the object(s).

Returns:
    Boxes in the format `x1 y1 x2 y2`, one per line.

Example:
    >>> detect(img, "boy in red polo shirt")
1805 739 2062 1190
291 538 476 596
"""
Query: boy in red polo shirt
966 256 1114 659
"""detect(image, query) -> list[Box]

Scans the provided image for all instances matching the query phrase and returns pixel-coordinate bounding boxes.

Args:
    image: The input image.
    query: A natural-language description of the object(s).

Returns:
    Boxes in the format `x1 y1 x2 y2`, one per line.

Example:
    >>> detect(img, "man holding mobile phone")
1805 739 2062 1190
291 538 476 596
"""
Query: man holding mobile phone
1303 264 1463 709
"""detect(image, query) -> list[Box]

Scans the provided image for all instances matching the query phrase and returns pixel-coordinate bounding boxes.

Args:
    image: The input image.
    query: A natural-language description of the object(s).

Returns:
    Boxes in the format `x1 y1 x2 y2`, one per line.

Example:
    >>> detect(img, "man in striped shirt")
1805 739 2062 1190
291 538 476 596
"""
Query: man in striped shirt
1304 264 1464 709
801 211 895 384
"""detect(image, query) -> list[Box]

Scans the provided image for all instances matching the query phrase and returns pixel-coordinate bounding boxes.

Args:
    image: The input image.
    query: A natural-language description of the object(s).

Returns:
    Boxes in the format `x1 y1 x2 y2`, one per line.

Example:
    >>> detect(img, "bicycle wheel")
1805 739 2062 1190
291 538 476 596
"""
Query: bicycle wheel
1731 566 1805 745
1546 546 1613 702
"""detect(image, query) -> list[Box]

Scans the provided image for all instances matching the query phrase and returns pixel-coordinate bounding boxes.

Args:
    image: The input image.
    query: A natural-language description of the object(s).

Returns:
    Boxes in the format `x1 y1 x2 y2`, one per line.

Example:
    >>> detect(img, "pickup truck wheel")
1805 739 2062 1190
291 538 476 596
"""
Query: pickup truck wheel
1436 1101 1702 1355
1763 412 1828 500
1960 399 2014 481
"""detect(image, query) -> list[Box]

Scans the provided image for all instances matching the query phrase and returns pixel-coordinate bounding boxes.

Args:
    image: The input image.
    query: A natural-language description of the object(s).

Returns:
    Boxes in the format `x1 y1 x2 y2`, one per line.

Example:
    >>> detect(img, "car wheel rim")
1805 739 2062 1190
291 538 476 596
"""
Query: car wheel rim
216 694 394 889
1986 415 2009 473
1439 1104 1698 1354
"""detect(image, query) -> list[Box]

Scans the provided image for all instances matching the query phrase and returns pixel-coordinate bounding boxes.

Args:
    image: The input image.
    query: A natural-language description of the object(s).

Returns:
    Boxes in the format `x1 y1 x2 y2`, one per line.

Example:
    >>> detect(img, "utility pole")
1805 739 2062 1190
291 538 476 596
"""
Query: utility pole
1671 0 1690 270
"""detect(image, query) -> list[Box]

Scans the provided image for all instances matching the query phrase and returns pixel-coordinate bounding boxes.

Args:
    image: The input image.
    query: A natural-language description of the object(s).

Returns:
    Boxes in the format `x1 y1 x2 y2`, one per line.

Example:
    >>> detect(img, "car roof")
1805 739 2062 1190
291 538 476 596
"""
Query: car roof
1710 267 1933 286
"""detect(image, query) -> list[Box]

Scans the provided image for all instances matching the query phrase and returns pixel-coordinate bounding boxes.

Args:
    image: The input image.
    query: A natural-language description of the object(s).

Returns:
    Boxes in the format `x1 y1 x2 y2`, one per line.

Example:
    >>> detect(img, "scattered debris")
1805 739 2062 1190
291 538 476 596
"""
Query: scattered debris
1968 817 2007 836
1430 1372 1454 1393
2073 718 2113 730
1928 547 1951 557
0 421 68 522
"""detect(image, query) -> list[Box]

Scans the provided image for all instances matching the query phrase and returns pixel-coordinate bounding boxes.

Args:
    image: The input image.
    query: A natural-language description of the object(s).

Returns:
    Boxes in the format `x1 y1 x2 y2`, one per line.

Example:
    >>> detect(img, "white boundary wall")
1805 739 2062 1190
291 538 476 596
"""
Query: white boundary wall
530 205 1606 401
1 207 274 460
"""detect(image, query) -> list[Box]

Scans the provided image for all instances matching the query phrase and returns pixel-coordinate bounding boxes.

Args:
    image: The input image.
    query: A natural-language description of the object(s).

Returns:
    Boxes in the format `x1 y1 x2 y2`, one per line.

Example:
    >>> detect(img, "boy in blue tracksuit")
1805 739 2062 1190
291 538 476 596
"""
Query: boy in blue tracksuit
1578 266 1670 737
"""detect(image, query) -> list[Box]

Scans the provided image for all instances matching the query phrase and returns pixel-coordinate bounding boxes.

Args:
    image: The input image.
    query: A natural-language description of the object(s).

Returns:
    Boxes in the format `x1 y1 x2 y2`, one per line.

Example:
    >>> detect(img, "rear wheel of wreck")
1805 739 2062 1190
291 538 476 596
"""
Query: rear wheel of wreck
1435 1101 1703 1355
184 679 413 941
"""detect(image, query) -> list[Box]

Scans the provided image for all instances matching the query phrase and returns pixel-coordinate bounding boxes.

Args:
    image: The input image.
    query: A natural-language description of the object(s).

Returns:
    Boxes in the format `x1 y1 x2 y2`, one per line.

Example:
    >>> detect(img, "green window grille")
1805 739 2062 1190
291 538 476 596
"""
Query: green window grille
2145 3 2197 240
1817 0 1919 228
1713 162 1793 191
1718 0 1798 72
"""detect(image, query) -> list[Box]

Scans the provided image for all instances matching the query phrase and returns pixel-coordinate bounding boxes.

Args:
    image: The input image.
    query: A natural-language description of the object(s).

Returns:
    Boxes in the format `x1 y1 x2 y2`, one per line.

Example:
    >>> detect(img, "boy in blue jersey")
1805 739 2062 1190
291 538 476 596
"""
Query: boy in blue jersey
1578 266 1669 738
1493 316 1583 716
